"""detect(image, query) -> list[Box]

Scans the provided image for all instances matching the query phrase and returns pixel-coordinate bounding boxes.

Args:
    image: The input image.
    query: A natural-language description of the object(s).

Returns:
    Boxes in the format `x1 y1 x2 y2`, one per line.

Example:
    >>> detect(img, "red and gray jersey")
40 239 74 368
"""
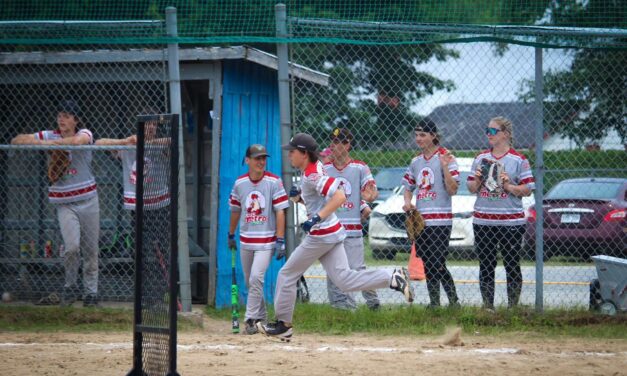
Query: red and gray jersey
402 147 460 226
323 159 375 237
120 146 170 211
35 129 97 204
300 161 346 243
467 148 535 226
229 171 289 250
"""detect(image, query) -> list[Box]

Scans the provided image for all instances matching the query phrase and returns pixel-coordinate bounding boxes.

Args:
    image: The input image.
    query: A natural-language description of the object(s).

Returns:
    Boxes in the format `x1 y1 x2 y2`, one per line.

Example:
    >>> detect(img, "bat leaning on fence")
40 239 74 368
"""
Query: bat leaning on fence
230 246 240 333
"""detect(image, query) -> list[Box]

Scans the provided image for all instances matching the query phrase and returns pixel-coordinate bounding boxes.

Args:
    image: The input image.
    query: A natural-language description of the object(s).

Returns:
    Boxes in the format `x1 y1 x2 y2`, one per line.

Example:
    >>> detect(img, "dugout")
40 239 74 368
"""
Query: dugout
0 45 328 306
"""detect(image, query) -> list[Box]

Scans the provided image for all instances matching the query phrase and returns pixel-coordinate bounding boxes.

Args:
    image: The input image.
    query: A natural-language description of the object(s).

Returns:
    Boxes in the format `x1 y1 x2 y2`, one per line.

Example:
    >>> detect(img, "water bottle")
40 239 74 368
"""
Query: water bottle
45 241 53 258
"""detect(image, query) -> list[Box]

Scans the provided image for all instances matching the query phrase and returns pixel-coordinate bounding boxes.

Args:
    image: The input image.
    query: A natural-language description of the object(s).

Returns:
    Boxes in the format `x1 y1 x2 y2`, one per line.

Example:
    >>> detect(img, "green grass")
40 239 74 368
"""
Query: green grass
0 305 199 332
206 303 627 339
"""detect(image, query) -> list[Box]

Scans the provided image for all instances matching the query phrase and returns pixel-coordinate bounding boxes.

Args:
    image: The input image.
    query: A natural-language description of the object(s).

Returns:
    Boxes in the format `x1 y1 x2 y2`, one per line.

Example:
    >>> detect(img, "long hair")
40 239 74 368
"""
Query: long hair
490 116 514 147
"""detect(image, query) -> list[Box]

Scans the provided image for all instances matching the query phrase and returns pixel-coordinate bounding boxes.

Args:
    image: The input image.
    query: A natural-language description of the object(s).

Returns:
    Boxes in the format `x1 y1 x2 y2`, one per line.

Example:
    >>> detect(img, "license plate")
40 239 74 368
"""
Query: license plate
561 213 580 224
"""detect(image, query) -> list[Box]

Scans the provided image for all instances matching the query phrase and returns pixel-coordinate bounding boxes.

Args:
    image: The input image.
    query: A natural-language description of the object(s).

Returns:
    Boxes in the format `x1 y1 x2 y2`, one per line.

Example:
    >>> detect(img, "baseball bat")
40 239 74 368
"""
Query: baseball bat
230 246 240 333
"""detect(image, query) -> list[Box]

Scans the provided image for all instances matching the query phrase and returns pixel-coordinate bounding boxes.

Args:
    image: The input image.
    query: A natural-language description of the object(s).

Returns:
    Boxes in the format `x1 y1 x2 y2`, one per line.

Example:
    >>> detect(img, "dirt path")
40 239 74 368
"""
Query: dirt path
3 317 626 376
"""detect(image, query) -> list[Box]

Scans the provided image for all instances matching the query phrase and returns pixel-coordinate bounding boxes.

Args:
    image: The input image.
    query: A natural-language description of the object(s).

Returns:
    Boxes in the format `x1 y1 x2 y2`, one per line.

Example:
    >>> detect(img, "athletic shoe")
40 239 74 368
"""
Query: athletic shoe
390 268 414 303
257 320 293 339
83 294 99 308
60 287 77 307
245 319 260 335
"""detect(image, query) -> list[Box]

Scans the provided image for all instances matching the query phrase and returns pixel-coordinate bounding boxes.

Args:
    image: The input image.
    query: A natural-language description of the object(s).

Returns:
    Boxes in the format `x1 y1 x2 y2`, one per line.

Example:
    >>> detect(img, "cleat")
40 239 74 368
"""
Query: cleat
60 287 77 307
257 320 293 340
245 319 259 335
390 268 414 303
83 294 100 308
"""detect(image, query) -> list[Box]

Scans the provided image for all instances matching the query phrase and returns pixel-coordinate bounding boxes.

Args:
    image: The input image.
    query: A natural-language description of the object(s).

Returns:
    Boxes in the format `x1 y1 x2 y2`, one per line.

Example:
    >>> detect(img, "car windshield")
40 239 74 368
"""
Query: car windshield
547 181 623 200
374 168 406 190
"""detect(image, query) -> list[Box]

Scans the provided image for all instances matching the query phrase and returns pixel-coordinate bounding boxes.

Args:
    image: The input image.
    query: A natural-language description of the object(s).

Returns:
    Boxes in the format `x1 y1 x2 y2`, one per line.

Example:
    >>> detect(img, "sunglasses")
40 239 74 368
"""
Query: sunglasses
332 139 350 145
485 127 502 136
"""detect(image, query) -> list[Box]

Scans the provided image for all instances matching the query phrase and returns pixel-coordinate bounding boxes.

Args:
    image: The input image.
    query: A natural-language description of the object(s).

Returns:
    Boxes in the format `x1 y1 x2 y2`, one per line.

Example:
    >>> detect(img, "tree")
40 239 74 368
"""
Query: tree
519 0 627 146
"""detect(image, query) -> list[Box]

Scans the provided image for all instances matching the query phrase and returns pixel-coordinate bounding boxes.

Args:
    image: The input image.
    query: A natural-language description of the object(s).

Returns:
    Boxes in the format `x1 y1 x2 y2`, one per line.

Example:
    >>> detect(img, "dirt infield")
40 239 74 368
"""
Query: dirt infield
3 317 626 376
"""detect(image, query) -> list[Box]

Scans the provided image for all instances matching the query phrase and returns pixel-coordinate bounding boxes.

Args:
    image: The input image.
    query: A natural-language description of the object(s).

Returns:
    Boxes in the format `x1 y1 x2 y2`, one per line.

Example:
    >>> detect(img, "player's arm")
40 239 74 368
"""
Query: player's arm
318 189 346 219
47 132 91 145
360 203 372 223
442 164 459 196
467 158 483 194
275 209 286 239
11 133 40 145
228 210 241 236
95 135 137 145
402 188 415 212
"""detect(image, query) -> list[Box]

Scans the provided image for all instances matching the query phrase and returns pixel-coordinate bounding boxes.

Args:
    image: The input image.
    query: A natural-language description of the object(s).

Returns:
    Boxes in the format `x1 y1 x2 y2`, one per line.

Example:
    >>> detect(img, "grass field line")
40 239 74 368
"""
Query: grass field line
1 342 625 357
303 275 590 286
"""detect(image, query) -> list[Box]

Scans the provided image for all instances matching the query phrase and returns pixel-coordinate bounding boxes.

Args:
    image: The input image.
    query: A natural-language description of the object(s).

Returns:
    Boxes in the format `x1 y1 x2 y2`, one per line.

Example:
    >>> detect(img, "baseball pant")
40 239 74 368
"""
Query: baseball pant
57 195 100 295
415 225 458 306
274 235 392 324
327 236 380 309
474 224 525 308
240 246 272 321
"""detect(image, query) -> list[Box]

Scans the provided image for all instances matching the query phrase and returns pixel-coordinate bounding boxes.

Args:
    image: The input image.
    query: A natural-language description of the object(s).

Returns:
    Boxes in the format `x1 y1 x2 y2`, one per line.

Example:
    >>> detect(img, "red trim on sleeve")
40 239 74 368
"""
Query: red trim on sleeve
272 195 288 205
520 177 535 185
321 177 335 196
230 199 241 206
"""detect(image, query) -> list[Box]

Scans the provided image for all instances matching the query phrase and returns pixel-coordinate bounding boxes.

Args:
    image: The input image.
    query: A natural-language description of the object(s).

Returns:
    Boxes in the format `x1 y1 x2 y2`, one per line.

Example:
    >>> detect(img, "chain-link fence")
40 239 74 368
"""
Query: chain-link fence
0 44 168 304
290 40 626 310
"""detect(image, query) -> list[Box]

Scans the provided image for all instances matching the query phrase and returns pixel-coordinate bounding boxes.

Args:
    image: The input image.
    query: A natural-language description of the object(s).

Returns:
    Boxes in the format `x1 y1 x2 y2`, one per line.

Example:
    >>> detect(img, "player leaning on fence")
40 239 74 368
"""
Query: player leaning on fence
257 133 414 340
228 144 289 335
467 116 535 310
401 118 460 308
11 99 100 307
324 127 381 311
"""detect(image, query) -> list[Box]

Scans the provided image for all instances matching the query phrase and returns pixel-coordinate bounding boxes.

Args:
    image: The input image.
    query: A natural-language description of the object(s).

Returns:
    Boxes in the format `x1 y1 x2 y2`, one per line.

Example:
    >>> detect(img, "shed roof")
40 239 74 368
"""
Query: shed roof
0 45 329 86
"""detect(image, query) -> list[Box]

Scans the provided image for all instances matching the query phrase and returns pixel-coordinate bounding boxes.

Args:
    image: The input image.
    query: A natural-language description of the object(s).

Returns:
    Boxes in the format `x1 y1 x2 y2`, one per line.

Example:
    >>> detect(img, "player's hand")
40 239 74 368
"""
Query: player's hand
301 214 321 233
402 202 415 212
440 149 454 167
289 185 301 203
126 135 137 145
274 238 286 260
227 233 236 250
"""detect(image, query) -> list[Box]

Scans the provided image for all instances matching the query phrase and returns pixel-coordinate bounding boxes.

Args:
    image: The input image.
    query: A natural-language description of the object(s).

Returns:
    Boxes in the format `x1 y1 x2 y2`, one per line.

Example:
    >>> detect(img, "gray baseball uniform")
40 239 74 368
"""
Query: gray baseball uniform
229 171 288 320
274 161 393 323
120 147 170 211
324 160 379 309
35 129 99 295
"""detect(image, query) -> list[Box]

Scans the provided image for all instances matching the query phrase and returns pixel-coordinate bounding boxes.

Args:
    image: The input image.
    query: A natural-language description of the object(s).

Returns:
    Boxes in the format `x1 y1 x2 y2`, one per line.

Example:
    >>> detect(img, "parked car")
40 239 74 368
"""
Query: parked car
524 177 626 260
368 158 535 260
372 167 407 209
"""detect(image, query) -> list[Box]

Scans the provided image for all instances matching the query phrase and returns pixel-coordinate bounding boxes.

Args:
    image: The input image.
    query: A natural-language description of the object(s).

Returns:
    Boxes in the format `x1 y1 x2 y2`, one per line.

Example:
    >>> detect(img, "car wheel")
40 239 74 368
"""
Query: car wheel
372 248 396 260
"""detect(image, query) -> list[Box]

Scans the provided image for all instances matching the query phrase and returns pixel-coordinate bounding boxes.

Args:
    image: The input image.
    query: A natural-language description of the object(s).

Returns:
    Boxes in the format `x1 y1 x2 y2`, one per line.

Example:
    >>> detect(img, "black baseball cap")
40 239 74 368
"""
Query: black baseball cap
281 133 318 153
330 127 352 142
415 118 438 134
246 144 270 158
57 99 81 118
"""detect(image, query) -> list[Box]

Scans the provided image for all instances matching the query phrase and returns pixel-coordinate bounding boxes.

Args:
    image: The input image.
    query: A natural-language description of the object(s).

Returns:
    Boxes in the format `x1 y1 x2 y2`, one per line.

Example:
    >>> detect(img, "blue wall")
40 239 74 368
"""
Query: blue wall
216 60 284 308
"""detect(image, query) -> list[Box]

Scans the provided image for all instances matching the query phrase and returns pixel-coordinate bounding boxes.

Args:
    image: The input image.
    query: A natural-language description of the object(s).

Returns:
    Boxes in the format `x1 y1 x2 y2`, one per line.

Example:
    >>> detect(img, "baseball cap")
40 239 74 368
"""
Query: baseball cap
415 118 438 134
319 147 332 157
330 127 352 142
57 99 81 118
246 144 270 158
281 133 318 153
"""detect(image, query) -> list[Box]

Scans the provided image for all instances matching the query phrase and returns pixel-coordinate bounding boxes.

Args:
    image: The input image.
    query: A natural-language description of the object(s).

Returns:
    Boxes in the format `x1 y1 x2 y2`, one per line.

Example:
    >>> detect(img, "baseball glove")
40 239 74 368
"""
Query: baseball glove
48 150 70 184
405 208 425 242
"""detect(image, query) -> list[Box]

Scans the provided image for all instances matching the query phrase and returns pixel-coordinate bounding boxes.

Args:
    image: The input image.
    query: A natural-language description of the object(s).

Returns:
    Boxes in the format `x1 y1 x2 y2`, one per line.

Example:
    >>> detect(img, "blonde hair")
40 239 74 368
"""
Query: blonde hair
490 116 514 147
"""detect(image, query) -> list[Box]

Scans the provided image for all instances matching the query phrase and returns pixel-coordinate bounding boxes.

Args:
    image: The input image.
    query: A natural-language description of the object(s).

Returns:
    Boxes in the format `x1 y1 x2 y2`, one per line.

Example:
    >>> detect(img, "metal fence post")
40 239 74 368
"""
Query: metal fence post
275 4 296 256
166 6 192 312
534 46 545 313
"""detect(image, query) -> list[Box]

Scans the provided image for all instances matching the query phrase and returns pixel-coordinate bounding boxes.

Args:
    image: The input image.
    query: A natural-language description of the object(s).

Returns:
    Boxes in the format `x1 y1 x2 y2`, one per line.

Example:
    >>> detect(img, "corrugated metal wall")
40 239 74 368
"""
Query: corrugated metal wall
216 60 283 308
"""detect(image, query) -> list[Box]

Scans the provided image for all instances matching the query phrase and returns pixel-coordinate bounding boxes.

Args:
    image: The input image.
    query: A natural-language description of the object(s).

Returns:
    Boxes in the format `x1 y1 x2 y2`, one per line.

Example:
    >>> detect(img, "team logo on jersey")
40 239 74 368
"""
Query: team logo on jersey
130 157 152 185
336 177 355 211
245 191 268 224
416 167 436 201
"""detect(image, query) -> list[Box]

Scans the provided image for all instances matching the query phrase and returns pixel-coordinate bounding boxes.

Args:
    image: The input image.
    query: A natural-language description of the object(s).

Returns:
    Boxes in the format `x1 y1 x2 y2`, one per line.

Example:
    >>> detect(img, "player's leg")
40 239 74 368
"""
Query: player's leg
79 196 100 306
419 227 442 307
432 226 459 307
344 237 379 309
320 241 413 302
243 248 272 334
474 224 497 310
327 237 357 310
57 203 81 306
501 225 524 308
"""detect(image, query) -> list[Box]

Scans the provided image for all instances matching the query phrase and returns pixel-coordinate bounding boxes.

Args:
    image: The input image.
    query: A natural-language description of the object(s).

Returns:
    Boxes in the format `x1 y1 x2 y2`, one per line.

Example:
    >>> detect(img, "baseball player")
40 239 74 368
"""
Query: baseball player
324 127 380 310
228 144 289 335
467 116 535 310
401 118 460 308
257 133 413 340
11 99 100 307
